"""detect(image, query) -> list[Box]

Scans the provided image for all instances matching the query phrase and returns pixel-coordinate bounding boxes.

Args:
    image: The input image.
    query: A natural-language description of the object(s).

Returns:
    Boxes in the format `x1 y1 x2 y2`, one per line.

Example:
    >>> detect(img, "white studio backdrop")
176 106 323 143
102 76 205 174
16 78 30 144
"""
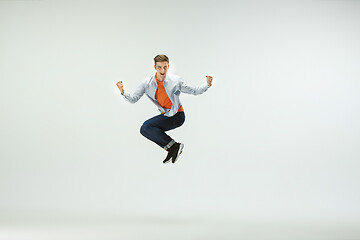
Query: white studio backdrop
0 0 360 225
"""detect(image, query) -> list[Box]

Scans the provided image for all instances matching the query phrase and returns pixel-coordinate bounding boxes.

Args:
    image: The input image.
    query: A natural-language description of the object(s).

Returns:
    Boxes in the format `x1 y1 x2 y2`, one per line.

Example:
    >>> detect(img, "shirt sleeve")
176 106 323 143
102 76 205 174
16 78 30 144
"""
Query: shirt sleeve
179 78 210 95
122 80 146 103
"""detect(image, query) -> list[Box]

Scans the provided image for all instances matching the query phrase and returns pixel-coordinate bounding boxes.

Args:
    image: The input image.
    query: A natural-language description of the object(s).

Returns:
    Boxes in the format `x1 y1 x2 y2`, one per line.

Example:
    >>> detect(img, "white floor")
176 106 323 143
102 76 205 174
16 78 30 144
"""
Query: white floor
1 215 360 240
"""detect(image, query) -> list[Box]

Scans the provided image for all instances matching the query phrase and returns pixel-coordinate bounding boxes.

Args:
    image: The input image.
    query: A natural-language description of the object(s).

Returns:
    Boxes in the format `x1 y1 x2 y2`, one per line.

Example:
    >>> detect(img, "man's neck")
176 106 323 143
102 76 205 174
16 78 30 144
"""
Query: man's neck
156 73 165 82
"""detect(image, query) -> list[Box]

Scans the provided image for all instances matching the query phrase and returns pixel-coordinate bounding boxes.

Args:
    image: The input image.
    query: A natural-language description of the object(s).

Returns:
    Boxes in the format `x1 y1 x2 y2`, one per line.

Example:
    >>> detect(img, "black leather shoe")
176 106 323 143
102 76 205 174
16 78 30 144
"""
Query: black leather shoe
163 150 172 164
171 143 184 163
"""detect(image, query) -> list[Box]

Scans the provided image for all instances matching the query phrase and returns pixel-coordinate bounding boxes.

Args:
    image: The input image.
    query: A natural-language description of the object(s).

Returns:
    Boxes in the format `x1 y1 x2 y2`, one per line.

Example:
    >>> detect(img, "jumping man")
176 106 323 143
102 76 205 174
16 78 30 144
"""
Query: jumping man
116 54 213 164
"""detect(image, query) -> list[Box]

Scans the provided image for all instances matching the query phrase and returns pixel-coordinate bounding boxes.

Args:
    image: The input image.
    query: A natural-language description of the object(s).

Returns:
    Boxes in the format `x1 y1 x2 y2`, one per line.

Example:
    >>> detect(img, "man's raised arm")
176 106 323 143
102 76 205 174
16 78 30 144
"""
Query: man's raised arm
179 75 213 95
116 80 145 104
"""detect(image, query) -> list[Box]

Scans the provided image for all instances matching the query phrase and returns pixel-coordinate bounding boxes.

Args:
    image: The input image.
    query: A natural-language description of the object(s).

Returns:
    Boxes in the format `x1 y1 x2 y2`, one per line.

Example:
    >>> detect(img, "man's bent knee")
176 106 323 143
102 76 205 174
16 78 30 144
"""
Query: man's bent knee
140 123 149 137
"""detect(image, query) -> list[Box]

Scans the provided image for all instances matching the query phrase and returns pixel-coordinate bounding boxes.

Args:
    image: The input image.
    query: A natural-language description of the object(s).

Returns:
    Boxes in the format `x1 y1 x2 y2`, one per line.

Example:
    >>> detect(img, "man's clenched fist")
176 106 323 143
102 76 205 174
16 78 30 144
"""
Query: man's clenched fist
206 76 213 87
116 81 124 95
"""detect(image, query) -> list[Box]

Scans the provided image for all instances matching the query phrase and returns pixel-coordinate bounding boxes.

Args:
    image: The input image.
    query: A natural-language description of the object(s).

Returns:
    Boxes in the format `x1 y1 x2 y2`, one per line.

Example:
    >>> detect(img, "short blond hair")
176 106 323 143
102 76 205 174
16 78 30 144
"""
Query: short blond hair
154 54 169 64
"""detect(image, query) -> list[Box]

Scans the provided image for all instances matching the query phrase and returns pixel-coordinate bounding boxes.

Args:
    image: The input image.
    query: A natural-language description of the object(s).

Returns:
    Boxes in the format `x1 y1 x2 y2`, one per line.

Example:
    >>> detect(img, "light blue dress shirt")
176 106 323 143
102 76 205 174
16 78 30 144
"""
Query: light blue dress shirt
122 74 210 117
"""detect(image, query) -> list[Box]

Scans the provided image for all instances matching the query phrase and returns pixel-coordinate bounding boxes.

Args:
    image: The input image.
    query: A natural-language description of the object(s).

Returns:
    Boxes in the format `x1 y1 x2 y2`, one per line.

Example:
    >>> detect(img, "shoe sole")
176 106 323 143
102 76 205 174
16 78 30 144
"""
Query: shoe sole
172 143 184 164
163 158 171 164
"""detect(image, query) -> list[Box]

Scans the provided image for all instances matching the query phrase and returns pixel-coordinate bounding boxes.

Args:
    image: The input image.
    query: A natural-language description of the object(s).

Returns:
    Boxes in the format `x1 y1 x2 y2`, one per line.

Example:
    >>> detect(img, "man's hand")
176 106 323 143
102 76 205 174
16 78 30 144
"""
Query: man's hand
206 76 213 87
116 81 124 95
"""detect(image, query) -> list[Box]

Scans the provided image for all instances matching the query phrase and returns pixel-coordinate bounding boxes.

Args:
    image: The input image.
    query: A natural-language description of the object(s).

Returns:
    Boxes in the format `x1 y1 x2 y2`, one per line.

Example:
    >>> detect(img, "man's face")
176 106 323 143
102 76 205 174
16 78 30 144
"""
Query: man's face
154 61 169 79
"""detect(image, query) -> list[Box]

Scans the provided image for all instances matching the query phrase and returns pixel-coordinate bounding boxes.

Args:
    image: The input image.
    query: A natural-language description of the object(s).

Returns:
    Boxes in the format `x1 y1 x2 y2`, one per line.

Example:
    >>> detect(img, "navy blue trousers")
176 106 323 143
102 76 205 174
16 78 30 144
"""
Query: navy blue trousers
140 112 185 150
